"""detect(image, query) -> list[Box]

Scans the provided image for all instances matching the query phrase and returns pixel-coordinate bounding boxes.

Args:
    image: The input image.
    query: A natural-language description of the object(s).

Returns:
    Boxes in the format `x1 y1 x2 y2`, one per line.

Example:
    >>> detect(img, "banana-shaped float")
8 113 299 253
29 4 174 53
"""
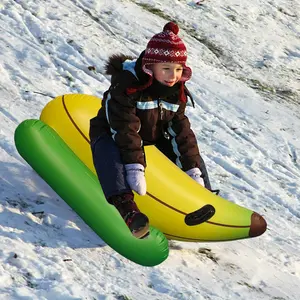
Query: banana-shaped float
14 94 267 266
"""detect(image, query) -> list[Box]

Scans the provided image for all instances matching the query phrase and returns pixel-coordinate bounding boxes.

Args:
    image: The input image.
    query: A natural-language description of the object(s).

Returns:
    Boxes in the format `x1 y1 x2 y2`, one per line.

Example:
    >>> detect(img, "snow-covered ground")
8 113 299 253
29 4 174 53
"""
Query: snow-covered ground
1 0 300 299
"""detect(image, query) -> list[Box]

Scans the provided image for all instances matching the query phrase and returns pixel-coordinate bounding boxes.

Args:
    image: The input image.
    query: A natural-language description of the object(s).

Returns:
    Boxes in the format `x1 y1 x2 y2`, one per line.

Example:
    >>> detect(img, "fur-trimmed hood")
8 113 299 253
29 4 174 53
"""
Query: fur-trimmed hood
104 52 152 95
104 54 135 76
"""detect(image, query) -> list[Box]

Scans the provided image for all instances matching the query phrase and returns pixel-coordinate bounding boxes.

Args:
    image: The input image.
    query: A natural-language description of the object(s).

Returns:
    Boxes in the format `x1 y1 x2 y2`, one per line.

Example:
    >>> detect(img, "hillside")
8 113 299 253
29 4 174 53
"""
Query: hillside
0 0 299 299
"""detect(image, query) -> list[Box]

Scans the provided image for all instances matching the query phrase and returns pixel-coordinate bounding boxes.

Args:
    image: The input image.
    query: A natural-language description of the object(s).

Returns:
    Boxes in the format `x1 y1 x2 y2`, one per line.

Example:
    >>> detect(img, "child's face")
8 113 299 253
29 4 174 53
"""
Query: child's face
150 63 183 87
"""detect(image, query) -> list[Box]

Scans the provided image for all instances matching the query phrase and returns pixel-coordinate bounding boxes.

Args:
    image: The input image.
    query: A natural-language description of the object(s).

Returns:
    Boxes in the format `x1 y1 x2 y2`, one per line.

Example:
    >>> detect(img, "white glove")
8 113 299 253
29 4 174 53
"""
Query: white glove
124 163 147 195
186 168 205 187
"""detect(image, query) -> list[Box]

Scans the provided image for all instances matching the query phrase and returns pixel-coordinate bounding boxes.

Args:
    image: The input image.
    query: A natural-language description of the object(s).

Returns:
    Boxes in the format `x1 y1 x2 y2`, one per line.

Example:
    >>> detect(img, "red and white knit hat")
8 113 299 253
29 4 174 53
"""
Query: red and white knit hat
142 22 192 82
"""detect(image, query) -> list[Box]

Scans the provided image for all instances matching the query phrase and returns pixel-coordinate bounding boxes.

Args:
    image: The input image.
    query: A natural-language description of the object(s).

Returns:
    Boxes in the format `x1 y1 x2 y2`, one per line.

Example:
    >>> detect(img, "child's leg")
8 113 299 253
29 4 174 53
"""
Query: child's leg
91 134 149 238
155 136 212 190
91 134 132 199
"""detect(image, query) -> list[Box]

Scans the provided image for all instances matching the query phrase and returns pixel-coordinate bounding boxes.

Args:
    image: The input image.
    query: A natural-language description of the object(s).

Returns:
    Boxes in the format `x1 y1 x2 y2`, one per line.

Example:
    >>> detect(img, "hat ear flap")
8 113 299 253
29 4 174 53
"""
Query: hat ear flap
142 64 154 77
180 65 192 82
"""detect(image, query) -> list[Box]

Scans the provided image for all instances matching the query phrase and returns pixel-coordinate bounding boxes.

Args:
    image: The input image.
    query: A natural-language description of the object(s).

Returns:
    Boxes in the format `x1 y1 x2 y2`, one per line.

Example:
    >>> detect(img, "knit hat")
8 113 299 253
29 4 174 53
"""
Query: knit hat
142 22 192 82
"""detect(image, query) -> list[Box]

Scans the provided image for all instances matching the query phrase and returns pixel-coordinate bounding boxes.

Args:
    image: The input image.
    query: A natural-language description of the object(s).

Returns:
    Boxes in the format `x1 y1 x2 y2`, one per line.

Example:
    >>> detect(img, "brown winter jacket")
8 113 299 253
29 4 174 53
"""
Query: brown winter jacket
89 52 202 171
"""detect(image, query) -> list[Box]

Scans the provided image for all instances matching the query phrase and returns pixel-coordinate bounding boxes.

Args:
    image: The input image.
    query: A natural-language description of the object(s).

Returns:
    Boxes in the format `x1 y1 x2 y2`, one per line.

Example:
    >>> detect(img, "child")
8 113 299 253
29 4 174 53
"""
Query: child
90 22 211 238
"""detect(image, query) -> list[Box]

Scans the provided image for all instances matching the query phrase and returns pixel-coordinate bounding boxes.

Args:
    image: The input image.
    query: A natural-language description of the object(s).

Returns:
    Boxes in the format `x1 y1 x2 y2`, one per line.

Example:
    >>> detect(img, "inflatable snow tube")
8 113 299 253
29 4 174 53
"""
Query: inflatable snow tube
14 120 169 266
39 94 266 241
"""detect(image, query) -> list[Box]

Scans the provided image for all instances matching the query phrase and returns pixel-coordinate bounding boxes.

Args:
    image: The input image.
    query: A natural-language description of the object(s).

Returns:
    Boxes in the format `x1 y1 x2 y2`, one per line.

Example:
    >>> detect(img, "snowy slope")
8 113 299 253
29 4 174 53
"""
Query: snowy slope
0 0 300 299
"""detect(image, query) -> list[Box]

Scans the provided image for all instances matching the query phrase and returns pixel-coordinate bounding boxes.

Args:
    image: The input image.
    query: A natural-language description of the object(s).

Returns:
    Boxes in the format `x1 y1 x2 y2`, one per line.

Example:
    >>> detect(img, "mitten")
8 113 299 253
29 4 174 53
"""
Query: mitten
186 167 205 187
124 163 147 195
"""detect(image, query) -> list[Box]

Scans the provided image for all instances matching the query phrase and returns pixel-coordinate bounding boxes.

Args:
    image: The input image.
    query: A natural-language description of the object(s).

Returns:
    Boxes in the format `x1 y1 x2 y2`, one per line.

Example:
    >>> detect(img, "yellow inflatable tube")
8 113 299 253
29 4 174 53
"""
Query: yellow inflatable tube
40 94 267 242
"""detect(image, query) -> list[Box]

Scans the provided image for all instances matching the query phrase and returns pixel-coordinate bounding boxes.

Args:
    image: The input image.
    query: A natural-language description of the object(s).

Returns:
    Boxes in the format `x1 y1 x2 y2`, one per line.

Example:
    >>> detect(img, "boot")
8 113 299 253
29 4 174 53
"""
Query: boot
108 193 149 239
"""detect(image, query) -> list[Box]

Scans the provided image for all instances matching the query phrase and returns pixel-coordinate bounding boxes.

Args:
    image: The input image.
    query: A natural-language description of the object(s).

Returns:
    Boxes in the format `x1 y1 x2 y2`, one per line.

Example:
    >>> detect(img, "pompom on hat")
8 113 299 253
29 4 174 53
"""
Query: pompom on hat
142 22 192 82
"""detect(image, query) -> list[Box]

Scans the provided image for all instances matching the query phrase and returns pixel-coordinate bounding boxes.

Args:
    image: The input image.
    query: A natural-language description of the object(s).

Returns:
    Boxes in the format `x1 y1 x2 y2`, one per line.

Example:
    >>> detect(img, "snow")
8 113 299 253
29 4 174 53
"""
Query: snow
0 0 300 299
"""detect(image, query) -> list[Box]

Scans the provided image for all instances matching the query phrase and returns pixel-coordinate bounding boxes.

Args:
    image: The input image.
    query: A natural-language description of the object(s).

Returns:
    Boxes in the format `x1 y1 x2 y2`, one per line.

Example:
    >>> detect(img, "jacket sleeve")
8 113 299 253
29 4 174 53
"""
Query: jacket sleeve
104 85 146 167
167 101 202 171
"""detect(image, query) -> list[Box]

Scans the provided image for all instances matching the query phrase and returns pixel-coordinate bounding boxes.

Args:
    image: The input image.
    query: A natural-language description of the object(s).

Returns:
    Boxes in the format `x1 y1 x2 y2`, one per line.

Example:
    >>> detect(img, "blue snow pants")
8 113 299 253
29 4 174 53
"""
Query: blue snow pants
91 134 132 199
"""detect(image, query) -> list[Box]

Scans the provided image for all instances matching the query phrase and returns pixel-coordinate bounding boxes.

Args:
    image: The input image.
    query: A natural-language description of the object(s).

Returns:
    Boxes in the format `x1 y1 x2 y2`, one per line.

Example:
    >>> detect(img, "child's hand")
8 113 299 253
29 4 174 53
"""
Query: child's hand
186 168 205 187
125 164 147 195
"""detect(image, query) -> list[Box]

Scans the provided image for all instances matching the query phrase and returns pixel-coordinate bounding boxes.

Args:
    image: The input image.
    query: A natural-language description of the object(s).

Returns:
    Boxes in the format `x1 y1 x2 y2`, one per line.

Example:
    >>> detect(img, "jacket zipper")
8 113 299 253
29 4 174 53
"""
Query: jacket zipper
158 99 170 139
158 99 164 120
